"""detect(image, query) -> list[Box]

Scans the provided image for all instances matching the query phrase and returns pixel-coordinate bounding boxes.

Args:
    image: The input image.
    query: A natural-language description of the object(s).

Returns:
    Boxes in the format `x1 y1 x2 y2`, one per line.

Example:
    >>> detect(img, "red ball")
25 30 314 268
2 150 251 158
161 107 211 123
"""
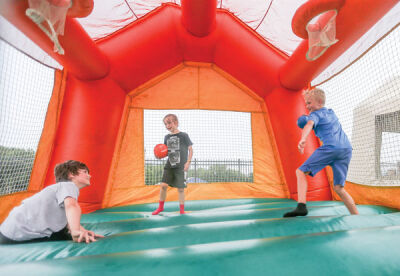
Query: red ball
154 144 168 159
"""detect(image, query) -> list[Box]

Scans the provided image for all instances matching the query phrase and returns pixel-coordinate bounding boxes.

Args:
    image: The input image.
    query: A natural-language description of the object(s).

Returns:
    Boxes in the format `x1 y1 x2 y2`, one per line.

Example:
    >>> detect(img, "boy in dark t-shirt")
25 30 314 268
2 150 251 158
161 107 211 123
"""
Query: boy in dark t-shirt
152 114 193 215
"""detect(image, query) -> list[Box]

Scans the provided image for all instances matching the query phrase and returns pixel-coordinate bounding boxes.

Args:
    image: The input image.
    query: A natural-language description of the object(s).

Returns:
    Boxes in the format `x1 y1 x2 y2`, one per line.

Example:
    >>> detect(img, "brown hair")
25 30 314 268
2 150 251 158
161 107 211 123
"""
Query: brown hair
163 114 179 125
303 88 326 105
54 160 89 183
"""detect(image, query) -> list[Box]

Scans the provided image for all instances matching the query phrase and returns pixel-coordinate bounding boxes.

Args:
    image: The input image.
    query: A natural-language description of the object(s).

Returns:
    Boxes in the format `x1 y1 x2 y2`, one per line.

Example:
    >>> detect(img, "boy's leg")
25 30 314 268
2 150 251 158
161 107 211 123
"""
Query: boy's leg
297 168 308 204
0 231 18 244
283 169 309 217
175 170 186 214
332 148 358 215
333 185 359 215
159 183 168 201
283 147 334 218
152 183 168 215
178 188 185 214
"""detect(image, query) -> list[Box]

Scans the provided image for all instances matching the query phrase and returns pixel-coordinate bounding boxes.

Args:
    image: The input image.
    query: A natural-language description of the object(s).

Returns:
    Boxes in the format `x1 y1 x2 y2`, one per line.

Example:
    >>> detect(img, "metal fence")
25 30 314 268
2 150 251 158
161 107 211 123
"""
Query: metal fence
145 159 253 185
380 162 400 180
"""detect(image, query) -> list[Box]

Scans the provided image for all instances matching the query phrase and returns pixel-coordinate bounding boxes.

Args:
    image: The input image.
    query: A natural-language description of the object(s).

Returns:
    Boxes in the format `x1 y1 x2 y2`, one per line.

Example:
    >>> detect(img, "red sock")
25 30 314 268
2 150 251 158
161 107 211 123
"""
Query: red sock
152 201 165 215
180 204 185 214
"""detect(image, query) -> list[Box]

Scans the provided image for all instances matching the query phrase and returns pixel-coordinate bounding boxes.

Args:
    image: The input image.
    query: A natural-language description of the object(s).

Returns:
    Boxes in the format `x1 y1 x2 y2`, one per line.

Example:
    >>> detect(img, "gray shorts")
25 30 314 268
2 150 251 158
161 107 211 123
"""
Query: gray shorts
162 168 187 188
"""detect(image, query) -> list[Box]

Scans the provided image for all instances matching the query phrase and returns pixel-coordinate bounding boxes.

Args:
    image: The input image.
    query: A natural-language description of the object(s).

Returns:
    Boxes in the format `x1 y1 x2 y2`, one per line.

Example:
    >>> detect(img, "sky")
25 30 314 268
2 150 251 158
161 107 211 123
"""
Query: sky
0 40 55 150
143 110 253 161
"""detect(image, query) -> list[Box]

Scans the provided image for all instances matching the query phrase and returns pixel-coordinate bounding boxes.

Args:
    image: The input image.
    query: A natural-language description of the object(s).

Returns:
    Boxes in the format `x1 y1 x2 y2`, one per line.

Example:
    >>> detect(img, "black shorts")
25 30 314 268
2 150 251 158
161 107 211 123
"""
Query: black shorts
0 226 71 244
162 168 187 188
0 231 15 244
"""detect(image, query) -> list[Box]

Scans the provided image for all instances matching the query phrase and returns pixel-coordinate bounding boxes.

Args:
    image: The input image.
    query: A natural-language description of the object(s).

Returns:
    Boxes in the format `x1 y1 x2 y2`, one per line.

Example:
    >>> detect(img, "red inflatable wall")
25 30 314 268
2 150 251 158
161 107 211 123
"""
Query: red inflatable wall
43 76 126 212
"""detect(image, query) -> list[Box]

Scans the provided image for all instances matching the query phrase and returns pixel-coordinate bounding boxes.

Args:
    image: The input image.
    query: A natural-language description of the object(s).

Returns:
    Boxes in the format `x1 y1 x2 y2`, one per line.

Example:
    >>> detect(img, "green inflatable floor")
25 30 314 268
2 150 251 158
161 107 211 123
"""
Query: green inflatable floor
1 198 400 275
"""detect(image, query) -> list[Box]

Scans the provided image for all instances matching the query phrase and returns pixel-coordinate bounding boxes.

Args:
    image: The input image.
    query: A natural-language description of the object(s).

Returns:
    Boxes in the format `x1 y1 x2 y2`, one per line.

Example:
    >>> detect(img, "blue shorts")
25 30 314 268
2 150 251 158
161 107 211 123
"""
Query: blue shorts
299 147 352 186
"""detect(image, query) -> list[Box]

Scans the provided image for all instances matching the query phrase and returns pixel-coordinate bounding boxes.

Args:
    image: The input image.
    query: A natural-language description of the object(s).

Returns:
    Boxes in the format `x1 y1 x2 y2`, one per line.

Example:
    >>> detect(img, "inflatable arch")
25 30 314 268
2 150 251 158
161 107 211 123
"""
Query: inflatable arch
1 0 400 274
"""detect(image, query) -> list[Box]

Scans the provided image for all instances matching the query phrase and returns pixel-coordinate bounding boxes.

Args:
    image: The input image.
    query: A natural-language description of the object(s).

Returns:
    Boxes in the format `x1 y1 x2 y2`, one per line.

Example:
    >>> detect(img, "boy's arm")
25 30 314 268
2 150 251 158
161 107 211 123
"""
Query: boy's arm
184 145 193 171
298 120 314 154
64 197 102 243
64 197 81 238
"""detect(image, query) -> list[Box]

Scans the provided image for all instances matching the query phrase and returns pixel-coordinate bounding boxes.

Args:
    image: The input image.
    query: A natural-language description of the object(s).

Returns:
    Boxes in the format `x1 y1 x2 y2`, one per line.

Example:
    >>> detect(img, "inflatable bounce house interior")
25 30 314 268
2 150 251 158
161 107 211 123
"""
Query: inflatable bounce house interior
0 0 399 275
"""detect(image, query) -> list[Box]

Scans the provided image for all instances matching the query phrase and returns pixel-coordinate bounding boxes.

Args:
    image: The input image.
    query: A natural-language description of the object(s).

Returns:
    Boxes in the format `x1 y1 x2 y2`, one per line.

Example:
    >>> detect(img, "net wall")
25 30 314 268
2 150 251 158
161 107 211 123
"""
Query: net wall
0 40 55 195
144 110 253 185
316 27 400 186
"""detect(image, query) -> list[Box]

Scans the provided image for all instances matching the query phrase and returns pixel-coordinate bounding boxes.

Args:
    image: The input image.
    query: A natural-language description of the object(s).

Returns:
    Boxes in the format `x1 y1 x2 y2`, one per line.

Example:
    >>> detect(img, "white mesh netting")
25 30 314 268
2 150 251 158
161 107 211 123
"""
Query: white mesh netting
143 110 253 185
316 27 400 186
0 40 54 195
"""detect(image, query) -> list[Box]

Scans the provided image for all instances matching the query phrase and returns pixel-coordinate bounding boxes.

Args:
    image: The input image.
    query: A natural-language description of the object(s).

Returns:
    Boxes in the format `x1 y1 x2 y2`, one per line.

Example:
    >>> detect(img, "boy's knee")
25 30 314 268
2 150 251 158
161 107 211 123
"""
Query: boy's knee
333 185 344 194
296 168 309 176
160 183 168 190
178 188 184 193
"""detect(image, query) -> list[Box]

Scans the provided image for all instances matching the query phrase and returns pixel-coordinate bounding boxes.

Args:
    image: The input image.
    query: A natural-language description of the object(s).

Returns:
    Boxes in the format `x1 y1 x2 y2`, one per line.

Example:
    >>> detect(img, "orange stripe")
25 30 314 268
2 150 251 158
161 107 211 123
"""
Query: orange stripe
29 69 67 191
326 165 400 210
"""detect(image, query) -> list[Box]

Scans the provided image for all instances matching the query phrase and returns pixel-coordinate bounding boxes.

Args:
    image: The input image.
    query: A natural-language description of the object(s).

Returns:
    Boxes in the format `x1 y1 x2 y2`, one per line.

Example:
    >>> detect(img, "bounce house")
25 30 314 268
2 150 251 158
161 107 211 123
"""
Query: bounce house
0 0 400 275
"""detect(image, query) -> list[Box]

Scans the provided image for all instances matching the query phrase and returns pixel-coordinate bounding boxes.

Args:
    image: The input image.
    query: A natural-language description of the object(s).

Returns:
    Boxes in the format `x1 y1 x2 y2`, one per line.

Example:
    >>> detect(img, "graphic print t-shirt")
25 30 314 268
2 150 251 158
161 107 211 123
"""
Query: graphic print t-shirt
164 132 193 169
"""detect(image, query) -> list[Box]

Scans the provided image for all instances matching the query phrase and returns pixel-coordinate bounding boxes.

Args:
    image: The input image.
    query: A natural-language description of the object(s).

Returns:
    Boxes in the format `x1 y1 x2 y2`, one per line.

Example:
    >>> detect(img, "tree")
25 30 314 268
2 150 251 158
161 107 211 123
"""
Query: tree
0 146 36 195
145 163 164 185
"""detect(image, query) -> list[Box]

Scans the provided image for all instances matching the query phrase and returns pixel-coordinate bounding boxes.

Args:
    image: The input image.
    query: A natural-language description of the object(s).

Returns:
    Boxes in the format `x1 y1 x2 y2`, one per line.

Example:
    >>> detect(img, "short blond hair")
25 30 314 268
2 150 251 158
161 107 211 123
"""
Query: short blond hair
303 88 325 105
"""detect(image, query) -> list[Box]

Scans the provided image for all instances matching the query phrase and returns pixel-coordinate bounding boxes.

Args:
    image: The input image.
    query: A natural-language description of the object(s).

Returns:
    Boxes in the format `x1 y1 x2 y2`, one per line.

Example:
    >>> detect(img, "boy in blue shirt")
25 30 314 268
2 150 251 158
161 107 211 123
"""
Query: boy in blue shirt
284 88 359 217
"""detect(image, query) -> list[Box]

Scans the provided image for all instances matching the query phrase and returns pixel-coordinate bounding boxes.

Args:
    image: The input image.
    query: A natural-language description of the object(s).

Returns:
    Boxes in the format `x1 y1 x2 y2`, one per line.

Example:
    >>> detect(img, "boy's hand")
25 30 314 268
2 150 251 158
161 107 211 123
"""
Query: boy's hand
184 161 191 172
71 229 104 243
298 139 306 154
85 229 104 241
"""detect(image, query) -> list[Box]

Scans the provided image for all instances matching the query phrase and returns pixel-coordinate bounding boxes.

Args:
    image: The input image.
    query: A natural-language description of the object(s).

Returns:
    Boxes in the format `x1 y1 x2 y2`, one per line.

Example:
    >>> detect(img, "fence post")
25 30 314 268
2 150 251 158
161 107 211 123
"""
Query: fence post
194 158 197 182
238 159 241 180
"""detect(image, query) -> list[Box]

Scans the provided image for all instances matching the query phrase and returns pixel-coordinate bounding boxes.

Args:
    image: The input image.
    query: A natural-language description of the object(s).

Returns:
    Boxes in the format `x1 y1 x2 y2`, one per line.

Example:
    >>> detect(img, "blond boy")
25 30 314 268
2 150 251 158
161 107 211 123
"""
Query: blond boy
284 88 359 217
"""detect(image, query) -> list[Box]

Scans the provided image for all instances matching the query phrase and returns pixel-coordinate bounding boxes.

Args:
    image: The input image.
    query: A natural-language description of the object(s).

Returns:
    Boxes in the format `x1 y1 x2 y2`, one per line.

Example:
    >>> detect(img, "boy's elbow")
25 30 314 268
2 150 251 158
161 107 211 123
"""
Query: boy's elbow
64 197 79 209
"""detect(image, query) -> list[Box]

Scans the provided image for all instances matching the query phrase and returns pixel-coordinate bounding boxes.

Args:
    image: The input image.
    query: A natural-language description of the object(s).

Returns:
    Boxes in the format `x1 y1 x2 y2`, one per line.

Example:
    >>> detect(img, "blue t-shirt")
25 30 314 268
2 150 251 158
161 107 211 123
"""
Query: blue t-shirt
308 107 351 149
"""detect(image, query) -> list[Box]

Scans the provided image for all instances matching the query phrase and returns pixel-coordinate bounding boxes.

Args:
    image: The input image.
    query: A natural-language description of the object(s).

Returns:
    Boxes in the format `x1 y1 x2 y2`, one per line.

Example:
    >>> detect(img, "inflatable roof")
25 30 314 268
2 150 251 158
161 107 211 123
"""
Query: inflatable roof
2 1 399 81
